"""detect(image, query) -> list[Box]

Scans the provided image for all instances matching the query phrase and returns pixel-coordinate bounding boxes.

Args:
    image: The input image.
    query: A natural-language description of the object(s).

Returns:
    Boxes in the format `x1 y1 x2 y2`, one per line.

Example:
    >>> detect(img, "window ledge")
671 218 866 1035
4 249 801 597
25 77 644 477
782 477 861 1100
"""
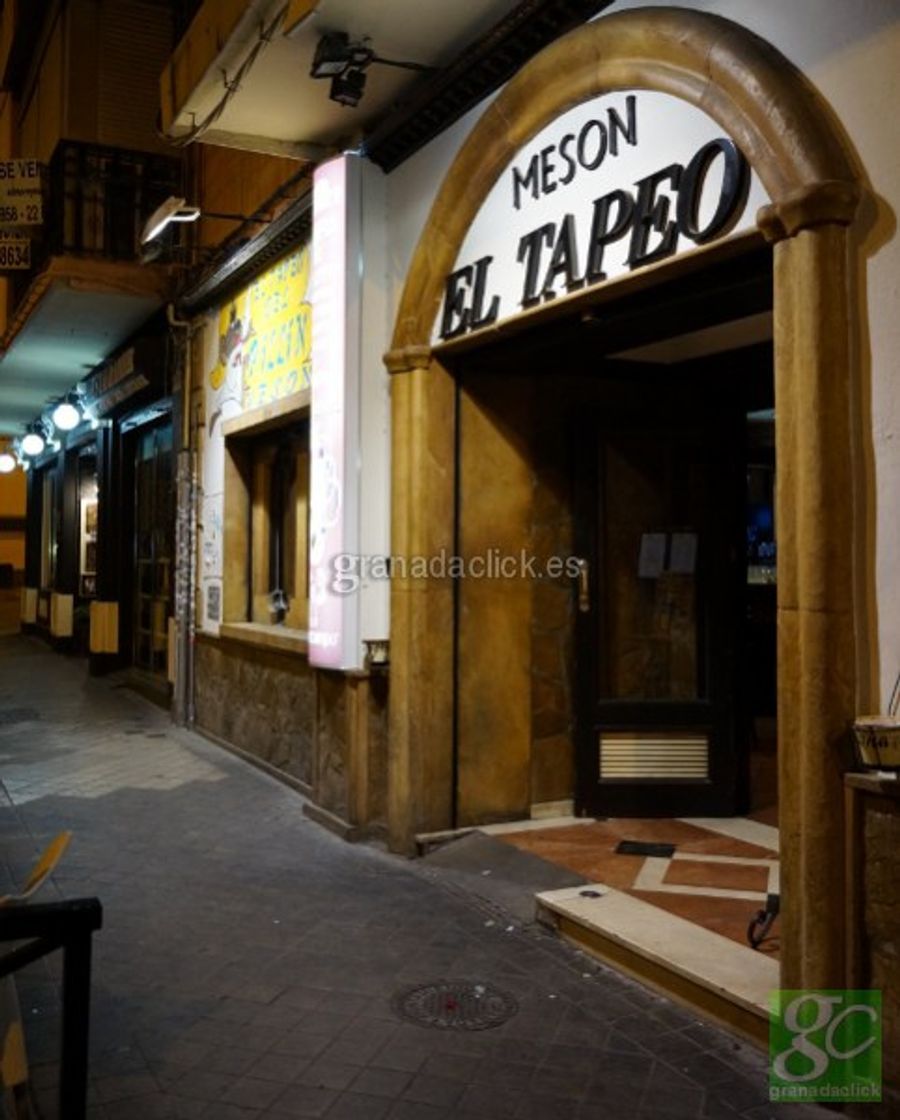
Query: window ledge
219 621 309 657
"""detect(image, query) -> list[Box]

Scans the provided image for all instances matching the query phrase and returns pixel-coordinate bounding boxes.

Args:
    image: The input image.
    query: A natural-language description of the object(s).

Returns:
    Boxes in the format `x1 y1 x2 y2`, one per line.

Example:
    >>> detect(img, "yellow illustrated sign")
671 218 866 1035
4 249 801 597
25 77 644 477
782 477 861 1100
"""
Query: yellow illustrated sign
210 245 312 410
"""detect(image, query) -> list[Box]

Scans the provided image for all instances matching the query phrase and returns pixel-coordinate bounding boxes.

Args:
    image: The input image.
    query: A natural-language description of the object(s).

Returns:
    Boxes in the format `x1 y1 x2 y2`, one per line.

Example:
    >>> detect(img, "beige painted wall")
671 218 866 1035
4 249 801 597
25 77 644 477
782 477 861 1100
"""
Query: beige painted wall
0 458 25 569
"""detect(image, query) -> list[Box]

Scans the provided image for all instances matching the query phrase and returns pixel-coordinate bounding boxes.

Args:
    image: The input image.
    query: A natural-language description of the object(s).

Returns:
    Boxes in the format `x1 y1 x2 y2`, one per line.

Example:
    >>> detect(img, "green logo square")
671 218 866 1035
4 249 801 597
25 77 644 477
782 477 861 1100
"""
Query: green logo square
769 990 881 1103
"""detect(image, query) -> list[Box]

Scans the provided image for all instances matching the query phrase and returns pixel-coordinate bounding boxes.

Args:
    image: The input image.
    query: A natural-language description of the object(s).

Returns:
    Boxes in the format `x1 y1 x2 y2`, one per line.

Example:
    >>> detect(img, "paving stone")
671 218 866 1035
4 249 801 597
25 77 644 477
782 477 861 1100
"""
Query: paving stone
297 1060 364 1091
225 1076 289 1109
516 1093 580 1119
0 639 832 1120
455 1081 523 1117
385 1102 448 1120
172 1069 238 1101
528 1064 588 1101
95 1072 163 1102
267 1082 338 1116
348 1067 412 1099
672 1051 743 1086
420 1052 482 1082
203 1046 262 1078
318 1037 383 1067
252 1004 308 1031
473 1061 535 1090
371 1038 431 1074
272 1031 333 1060
323 1092 392 1119
247 1052 306 1084
102 1093 175 1120
200 1106 262 1120
401 1072 468 1108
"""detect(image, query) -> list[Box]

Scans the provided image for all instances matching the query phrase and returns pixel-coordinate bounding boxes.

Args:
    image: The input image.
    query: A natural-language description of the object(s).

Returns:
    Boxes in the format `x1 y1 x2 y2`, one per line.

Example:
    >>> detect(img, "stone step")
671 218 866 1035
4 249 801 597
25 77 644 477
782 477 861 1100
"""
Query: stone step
536 882 777 1047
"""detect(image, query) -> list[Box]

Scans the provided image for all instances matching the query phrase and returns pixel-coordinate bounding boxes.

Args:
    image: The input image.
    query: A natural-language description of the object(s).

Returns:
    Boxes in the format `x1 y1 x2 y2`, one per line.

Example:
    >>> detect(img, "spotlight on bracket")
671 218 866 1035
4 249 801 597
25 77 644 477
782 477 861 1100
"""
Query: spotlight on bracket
310 31 370 78
330 68 367 107
140 195 272 247
141 196 201 244
309 30 434 108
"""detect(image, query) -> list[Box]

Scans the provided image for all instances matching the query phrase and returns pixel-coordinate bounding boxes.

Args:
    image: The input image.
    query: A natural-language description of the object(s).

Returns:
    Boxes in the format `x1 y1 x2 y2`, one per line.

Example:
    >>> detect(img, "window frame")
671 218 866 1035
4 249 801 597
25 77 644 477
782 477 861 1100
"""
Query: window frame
220 388 311 654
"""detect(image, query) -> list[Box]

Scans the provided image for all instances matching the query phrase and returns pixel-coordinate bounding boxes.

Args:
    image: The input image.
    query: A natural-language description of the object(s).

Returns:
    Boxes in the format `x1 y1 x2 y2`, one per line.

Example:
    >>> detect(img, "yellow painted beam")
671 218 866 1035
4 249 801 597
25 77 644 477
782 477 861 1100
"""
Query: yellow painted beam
159 0 253 134
283 0 318 38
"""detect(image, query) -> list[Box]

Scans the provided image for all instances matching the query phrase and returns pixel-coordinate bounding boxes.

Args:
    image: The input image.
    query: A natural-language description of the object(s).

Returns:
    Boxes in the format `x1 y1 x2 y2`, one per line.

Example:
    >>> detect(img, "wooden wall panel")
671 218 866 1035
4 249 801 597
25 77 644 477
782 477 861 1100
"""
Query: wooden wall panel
196 145 299 248
18 10 65 162
98 0 173 154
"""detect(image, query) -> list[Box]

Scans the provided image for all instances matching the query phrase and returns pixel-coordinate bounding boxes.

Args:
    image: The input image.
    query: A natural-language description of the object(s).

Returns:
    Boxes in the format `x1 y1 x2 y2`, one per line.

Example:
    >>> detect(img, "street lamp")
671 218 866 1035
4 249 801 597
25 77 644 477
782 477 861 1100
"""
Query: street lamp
140 196 272 246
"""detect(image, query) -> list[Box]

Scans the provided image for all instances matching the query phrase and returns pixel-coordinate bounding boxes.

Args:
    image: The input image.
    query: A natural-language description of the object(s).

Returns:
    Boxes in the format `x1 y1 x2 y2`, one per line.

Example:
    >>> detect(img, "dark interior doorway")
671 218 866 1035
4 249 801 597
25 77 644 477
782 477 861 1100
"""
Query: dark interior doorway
132 420 173 681
446 242 776 824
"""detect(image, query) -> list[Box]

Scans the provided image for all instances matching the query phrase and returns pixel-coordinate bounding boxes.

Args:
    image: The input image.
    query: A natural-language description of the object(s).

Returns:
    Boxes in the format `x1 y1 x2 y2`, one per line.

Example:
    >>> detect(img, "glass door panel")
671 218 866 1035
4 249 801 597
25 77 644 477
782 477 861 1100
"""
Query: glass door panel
133 422 173 678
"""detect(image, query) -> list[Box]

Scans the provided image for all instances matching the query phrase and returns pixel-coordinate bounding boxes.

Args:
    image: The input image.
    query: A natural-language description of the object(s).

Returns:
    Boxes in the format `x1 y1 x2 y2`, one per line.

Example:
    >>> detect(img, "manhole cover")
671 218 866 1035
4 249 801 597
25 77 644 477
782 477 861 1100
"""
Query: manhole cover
0 708 40 726
392 980 518 1031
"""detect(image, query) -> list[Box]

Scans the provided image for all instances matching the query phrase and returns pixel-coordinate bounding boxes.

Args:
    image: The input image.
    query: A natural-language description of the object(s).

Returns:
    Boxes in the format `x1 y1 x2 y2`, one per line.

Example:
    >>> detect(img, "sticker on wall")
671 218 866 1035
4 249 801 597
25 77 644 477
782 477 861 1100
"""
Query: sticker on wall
201 493 223 578
209 304 253 436
206 582 222 623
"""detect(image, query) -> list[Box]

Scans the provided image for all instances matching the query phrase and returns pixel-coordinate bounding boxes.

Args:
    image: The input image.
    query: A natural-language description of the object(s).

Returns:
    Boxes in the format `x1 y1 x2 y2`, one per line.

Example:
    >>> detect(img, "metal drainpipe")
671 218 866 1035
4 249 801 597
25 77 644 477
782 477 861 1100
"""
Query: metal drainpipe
167 302 197 727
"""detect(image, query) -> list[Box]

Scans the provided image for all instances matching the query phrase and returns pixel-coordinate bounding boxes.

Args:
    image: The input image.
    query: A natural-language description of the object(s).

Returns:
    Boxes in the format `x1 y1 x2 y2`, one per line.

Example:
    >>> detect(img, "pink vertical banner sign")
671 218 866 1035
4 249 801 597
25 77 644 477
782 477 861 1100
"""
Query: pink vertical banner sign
309 155 361 668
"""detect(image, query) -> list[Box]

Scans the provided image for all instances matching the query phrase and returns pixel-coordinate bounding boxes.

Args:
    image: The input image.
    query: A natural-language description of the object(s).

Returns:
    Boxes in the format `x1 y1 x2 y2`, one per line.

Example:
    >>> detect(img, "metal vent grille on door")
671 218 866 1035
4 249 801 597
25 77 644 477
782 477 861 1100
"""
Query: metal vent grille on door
599 731 709 780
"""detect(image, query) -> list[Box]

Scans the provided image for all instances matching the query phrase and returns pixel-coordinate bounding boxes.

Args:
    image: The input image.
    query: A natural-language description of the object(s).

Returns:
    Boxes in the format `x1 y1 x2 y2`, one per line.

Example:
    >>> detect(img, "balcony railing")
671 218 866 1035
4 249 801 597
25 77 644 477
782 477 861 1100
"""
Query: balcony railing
7 140 182 316
45 141 183 261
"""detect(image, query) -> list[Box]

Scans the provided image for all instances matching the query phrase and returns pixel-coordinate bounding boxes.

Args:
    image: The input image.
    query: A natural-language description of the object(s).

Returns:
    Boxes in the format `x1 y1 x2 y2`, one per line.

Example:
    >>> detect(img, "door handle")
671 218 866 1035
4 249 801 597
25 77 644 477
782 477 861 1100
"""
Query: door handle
576 557 590 613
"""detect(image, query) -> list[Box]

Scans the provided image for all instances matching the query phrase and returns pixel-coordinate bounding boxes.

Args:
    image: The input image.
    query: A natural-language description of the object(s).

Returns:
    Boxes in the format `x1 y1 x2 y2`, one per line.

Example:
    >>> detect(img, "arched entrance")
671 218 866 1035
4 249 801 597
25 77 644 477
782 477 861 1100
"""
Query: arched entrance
385 7 862 991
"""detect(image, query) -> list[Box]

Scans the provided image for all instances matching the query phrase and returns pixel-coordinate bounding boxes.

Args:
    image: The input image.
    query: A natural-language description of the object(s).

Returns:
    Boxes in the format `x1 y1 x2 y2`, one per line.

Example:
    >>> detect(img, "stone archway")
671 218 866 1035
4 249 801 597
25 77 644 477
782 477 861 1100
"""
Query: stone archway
385 7 863 990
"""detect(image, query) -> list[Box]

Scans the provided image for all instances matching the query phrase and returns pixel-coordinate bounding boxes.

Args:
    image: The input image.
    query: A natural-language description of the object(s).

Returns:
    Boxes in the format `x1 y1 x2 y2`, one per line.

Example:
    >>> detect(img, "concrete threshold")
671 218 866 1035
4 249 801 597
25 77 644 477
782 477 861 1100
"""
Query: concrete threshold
536 883 776 1047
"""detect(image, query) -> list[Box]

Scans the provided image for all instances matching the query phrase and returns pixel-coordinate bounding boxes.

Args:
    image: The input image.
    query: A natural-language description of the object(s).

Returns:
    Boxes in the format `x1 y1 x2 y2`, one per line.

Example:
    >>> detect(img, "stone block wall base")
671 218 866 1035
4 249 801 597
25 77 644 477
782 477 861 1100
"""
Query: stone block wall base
302 802 363 843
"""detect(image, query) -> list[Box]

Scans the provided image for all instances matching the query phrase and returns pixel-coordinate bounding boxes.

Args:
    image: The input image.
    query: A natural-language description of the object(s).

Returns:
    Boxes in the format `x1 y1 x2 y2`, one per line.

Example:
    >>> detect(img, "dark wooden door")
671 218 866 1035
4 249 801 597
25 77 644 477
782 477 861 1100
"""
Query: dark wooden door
574 377 746 817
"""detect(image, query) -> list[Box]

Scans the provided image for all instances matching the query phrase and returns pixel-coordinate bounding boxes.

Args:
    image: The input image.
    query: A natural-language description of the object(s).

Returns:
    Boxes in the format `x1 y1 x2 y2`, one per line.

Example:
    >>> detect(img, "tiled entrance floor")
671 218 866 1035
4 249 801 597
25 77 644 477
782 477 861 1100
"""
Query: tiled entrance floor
488 816 780 957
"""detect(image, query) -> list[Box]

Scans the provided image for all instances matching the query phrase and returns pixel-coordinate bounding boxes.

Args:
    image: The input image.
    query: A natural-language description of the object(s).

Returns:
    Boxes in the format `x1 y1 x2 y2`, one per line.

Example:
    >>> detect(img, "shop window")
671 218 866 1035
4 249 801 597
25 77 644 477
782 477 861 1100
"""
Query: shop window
134 423 174 678
247 425 310 629
221 394 310 643
78 450 98 598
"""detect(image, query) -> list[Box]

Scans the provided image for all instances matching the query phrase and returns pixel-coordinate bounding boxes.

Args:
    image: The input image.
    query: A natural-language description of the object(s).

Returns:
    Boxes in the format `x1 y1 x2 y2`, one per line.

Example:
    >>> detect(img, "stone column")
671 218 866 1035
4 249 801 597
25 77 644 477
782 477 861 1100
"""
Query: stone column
386 352 457 853
773 221 857 988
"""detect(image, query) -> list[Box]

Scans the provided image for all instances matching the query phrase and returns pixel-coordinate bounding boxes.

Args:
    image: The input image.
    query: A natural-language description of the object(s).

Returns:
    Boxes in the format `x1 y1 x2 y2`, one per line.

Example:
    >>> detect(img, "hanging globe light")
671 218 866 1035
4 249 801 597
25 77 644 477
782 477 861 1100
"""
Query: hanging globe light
0 451 15 473
52 397 81 431
21 429 45 456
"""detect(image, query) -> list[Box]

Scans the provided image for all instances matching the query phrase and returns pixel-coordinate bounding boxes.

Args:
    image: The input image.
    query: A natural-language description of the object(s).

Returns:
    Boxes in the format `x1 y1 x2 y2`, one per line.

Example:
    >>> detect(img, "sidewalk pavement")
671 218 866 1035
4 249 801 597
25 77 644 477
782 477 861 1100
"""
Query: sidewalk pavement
0 636 829 1120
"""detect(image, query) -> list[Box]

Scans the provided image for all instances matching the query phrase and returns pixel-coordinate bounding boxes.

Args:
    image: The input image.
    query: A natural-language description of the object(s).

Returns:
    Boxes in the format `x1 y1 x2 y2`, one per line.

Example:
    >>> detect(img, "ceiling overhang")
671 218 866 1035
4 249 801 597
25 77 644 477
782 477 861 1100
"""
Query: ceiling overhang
0 259 172 436
159 0 613 168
